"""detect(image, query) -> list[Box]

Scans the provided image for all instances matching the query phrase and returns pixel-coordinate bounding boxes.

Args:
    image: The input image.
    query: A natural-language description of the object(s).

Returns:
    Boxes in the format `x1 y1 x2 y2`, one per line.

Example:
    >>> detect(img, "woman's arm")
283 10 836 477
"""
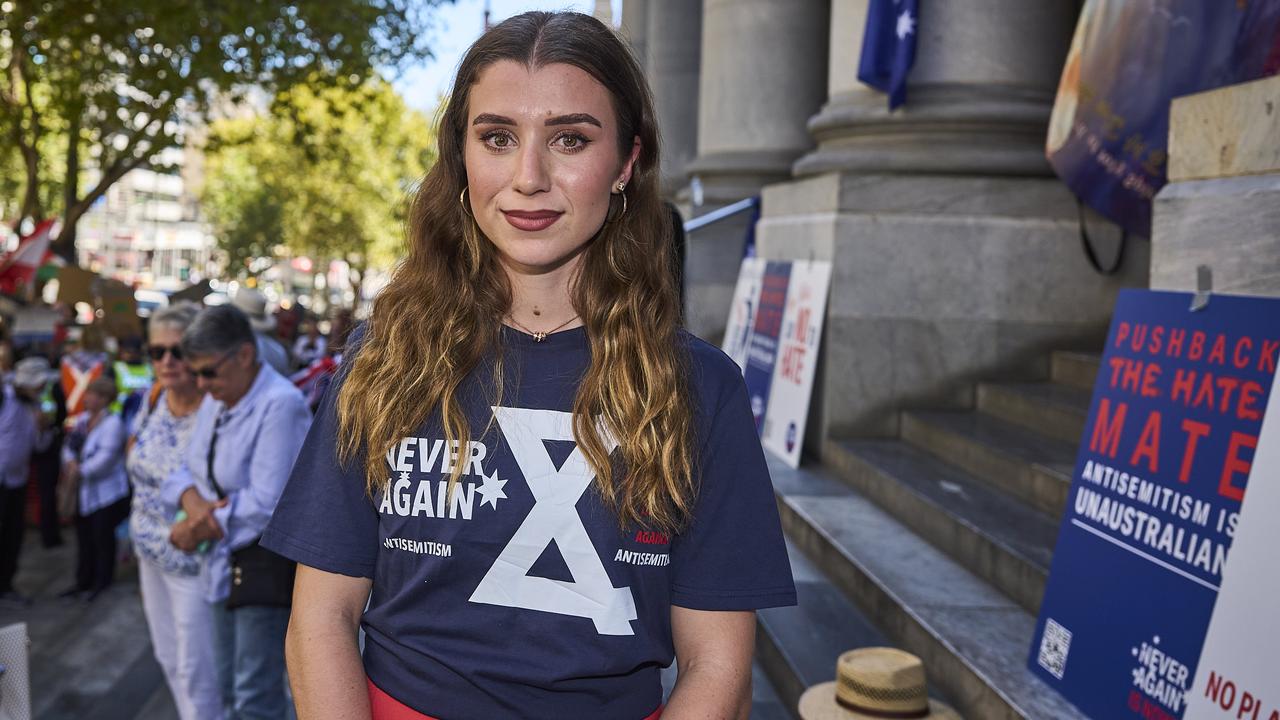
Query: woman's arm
287 564 373 720
78 416 126 481
663 607 756 720
212 393 312 550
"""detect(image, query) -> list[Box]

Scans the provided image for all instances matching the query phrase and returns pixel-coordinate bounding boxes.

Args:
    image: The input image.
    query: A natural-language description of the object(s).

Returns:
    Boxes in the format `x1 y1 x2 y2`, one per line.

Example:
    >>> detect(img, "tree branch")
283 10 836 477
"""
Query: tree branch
97 93 178 178
4 46 45 223
55 103 178 254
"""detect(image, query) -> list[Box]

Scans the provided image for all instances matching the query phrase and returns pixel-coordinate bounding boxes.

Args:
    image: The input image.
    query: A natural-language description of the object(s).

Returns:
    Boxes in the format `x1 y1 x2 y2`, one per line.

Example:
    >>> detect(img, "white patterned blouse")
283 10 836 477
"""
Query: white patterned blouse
126 391 207 576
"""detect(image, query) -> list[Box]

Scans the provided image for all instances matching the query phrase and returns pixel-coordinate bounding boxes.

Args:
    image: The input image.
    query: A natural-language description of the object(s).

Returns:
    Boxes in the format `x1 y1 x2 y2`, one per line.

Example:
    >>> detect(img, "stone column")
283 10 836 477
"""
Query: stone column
619 0 648 70
754 0 1148 447
796 0 1078 177
682 0 830 341
1152 74 1280 296
645 0 702 198
690 0 830 199
592 0 613 26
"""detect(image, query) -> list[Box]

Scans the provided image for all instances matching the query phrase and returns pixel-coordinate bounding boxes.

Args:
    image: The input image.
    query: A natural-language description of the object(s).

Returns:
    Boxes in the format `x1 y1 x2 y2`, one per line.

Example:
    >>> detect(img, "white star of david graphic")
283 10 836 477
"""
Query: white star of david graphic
468 406 637 635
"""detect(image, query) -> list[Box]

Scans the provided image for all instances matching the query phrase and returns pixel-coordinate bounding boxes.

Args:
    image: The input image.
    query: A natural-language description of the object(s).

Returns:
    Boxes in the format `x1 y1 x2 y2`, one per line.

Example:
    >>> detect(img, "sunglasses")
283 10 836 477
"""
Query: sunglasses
191 350 237 380
147 344 184 362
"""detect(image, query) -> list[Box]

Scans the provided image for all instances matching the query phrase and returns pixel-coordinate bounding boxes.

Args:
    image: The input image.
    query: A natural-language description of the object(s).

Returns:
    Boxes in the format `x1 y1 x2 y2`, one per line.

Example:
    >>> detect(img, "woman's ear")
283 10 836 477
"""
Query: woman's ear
617 136 642 188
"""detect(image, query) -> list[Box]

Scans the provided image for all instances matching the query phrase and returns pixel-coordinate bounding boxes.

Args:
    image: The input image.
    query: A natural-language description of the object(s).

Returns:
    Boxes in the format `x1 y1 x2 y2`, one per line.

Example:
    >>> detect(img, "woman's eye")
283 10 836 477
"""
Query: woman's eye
555 133 589 153
482 131 514 150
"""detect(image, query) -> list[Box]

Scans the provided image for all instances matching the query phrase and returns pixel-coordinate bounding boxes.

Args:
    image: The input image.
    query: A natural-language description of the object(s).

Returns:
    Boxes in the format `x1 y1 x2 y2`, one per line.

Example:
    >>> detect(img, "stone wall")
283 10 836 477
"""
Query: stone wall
757 172 1146 442
1152 75 1280 297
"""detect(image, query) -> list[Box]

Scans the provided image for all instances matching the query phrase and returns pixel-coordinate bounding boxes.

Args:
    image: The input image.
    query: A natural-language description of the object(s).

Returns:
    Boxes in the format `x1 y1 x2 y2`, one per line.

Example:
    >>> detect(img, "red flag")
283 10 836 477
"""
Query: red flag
0 219 58 295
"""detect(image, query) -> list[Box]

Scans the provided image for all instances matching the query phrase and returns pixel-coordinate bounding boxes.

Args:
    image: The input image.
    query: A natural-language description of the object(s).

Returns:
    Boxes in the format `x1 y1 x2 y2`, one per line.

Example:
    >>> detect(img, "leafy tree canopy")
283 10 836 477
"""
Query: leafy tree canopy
202 77 434 292
0 0 446 256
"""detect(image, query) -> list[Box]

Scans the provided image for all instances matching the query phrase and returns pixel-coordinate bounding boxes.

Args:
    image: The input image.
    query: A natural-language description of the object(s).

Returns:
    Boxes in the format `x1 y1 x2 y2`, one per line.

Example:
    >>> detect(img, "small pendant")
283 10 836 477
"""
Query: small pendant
533 331 547 342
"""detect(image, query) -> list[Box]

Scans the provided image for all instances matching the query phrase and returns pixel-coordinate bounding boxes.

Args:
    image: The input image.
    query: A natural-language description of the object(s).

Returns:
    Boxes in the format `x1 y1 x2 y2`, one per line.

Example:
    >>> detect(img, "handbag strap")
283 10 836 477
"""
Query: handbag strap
206 411 228 500
132 385 164 440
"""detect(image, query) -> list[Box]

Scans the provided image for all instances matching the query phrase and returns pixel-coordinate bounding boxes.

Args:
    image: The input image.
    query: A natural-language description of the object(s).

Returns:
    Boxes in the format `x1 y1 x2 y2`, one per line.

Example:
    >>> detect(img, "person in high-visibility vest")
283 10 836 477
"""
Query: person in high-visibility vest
113 338 153 429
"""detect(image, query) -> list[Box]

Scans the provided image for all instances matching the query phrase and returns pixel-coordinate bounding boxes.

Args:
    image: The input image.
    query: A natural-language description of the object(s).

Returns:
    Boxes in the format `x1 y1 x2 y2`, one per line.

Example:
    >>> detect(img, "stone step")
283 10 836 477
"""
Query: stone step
768 456 1086 720
902 410 1076 519
747 663 794 720
662 659 791 720
1051 351 1101 392
823 438 1057 615
976 381 1091 444
756 539 892 718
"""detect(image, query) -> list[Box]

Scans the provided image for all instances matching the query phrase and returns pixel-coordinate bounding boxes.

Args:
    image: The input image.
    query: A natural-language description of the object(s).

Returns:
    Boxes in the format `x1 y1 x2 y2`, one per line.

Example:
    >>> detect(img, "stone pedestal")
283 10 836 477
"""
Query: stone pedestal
754 0 1148 449
1152 75 1280 297
757 174 1145 442
683 0 830 342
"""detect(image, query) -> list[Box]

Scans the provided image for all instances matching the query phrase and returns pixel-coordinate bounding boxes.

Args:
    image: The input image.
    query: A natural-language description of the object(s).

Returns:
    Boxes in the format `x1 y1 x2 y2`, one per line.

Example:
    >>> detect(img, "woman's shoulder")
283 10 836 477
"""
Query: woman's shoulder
258 364 308 403
89 413 127 445
678 330 748 414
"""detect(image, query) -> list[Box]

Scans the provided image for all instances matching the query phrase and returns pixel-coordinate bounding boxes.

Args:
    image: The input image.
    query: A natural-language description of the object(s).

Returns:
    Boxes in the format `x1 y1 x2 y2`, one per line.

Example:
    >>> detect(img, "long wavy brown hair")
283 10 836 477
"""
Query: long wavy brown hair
336 11 695 533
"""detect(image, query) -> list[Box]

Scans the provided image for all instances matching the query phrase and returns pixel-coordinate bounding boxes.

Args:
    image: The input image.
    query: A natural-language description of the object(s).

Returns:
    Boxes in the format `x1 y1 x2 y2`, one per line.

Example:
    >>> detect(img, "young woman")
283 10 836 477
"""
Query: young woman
262 11 795 720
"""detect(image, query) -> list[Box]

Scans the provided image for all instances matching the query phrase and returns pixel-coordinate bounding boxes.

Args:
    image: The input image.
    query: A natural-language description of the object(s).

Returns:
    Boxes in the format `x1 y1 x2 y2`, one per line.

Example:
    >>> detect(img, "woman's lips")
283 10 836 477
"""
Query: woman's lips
503 210 563 232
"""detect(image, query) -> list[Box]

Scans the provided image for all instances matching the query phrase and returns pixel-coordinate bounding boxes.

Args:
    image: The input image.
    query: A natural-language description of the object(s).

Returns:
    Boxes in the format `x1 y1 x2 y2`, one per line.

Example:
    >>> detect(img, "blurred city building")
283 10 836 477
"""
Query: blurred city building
75 141 217 292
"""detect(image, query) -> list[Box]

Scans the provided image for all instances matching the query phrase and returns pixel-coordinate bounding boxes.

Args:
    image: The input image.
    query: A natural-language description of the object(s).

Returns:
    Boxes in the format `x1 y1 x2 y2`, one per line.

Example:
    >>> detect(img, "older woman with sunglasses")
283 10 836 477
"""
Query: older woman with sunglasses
162 304 312 720
126 303 223 719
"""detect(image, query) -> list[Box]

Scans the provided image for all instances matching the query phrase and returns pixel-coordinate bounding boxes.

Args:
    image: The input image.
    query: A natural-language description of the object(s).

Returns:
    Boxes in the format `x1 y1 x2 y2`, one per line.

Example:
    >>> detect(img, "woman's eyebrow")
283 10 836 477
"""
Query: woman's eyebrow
544 113 602 128
472 113 516 126
471 112 603 128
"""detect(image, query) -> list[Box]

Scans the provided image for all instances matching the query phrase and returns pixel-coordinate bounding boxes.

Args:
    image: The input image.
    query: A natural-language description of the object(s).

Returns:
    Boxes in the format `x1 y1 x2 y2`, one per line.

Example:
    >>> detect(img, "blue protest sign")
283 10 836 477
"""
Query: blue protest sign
741 262 790 433
1030 289 1280 719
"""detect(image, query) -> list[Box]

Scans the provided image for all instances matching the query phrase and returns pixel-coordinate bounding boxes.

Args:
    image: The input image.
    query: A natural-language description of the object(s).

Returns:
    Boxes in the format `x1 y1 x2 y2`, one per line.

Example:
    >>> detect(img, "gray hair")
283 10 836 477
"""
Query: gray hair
149 302 200 336
182 304 257 360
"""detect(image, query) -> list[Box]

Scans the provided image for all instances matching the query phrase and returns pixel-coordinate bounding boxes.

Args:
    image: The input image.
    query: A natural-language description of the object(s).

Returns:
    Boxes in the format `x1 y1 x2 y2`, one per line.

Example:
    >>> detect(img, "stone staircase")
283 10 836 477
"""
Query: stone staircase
755 351 1103 719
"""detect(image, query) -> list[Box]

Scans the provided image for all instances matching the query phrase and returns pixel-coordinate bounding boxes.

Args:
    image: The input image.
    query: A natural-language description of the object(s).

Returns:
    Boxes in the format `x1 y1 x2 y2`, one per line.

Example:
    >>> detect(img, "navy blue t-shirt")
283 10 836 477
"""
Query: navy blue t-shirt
262 326 796 720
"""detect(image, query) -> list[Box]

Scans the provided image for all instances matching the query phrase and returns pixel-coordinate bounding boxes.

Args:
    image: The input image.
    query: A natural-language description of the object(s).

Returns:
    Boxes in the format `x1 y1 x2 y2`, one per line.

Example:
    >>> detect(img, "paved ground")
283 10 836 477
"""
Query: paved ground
0 530 789 720
0 532 177 720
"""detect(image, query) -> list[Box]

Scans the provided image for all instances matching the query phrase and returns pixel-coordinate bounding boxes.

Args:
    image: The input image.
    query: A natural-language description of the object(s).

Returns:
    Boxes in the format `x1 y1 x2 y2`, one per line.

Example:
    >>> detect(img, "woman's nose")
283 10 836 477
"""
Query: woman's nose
512 144 550 195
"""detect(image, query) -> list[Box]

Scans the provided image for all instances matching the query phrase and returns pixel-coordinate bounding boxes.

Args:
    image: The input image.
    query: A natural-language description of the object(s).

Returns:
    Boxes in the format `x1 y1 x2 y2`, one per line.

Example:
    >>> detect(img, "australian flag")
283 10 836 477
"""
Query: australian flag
857 0 919 109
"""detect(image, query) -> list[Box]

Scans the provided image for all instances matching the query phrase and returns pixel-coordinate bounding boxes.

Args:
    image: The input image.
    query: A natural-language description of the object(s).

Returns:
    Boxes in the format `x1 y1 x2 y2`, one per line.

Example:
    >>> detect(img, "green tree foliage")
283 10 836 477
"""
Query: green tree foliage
0 0 445 257
202 78 434 293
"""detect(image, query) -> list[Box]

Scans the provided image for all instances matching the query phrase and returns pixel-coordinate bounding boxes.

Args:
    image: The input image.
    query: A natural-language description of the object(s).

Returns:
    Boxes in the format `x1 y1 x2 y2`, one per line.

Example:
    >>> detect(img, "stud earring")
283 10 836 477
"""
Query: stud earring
616 181 626 193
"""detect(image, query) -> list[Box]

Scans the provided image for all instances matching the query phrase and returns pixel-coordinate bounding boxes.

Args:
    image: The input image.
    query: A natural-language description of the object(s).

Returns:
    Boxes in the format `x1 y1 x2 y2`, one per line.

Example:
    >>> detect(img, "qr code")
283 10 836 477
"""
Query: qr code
1037 618 1071 679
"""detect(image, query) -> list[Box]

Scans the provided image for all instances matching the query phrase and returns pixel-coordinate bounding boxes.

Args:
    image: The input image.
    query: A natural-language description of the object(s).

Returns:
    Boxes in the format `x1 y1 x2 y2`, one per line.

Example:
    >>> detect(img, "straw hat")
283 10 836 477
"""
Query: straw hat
798 648 961 720
231 289 276 333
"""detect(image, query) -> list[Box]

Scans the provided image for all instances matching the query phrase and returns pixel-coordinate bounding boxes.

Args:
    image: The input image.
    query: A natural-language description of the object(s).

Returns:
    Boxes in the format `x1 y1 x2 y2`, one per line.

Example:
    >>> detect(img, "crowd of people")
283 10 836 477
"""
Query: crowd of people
0 289 354 718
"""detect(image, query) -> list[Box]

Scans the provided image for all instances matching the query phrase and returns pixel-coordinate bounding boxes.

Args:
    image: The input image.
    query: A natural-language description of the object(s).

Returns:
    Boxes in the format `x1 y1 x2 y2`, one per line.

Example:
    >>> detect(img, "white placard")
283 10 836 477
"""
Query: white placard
760 261 831 467
721 258 765 372
720 258 831 468
0 622 30 720
1184 377 1280 720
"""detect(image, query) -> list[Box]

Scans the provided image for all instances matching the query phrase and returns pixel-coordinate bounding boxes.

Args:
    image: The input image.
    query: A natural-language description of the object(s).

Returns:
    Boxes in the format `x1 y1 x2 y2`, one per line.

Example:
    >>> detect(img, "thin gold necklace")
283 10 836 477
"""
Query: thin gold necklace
507 314 579 342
